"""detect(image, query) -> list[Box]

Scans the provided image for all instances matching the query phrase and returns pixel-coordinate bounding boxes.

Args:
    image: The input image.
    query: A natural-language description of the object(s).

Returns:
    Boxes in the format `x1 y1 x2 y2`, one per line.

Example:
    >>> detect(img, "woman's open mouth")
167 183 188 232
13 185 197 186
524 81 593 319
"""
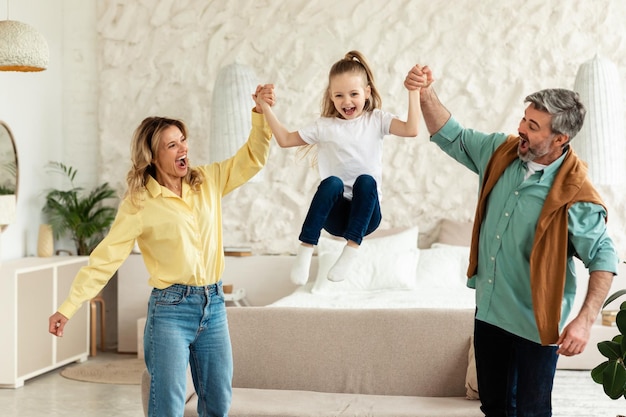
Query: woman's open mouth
176 155 187 169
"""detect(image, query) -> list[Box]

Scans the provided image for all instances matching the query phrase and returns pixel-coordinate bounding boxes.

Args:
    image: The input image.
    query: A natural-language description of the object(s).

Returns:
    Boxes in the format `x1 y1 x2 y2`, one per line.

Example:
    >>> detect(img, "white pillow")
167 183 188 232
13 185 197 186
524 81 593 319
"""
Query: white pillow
311 226 420 294
414 243 470 288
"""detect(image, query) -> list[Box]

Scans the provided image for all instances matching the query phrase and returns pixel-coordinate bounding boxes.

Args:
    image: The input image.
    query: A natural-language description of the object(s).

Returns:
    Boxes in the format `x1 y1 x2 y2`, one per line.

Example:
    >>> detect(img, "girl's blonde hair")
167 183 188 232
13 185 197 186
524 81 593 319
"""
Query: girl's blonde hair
125 116 203 207
320 50 382 117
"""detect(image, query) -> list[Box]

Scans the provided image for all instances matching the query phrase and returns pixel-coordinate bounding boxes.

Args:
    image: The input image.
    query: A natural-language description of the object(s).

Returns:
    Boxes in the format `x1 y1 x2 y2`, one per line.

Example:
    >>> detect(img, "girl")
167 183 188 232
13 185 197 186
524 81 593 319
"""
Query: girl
256 51 426 284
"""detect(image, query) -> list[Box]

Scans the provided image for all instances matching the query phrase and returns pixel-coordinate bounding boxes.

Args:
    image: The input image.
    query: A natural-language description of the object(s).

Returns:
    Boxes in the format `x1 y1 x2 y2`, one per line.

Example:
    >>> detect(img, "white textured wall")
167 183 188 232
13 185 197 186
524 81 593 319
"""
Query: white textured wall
93 0 626 256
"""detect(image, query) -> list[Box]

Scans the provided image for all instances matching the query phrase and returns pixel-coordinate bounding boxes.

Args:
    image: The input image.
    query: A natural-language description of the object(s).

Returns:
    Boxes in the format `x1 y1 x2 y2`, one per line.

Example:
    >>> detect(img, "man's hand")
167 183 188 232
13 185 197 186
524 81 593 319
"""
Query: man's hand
556 315 591 356
404 65 434 91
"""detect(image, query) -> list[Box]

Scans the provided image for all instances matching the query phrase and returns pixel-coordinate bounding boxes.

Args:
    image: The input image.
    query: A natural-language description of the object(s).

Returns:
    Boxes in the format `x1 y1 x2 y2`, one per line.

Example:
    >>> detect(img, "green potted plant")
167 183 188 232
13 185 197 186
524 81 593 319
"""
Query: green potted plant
43 161 117 256
591 288 626 400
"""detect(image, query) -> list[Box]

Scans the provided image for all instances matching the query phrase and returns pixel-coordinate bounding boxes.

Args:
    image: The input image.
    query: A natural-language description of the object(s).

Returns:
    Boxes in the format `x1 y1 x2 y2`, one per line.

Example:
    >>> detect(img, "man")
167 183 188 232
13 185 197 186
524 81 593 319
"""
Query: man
406 66 618 417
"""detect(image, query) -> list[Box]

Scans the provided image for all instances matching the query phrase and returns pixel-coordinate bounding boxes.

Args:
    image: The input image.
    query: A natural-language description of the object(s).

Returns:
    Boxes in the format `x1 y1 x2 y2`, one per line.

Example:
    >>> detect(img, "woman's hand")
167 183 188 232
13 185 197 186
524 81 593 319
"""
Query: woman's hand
49 311 68 337
253 84 275 114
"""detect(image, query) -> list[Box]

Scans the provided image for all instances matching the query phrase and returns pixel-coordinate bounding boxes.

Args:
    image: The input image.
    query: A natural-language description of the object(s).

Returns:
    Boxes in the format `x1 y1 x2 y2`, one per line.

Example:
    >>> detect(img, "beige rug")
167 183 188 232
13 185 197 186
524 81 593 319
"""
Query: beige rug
60 357 146 385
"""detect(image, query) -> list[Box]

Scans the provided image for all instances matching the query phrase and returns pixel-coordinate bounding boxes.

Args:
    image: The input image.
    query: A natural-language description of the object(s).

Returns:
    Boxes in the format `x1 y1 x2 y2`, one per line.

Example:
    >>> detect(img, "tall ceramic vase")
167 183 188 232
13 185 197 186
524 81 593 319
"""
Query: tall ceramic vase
37 224 54 257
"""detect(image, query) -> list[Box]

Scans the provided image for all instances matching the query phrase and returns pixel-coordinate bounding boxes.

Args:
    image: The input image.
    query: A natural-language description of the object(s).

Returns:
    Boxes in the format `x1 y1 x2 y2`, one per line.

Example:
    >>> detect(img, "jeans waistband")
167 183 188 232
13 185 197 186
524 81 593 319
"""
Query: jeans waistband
164 282 222 296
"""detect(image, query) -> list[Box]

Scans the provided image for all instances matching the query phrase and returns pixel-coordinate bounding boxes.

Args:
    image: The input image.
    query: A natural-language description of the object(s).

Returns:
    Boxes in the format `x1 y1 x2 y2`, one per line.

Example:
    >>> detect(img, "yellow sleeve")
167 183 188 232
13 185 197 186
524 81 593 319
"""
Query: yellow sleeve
57 198 142 318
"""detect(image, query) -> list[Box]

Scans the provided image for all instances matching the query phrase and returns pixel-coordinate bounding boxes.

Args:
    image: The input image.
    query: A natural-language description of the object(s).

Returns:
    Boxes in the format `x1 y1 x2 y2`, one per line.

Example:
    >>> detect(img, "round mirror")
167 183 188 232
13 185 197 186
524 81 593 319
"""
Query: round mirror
0 121 18 232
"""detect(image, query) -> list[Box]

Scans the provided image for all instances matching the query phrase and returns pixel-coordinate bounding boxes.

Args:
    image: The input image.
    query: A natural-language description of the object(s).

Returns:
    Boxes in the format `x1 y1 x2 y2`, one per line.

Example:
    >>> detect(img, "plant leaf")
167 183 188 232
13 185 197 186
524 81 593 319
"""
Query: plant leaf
602 361 626 400
603 290 626 309
598 341 622 360
618 309 626 336
591 361 609 384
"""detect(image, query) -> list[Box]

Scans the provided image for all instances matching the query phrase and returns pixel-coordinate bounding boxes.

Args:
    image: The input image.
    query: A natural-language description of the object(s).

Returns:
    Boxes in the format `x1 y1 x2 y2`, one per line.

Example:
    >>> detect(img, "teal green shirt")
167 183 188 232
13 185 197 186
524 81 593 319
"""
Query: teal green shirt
431 117 618 343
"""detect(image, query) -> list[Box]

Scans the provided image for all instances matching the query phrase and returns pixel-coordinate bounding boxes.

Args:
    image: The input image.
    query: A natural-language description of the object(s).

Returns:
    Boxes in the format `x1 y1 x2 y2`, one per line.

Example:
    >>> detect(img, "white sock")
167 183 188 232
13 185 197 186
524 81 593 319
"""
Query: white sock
327 245 359 282
290 245 314 285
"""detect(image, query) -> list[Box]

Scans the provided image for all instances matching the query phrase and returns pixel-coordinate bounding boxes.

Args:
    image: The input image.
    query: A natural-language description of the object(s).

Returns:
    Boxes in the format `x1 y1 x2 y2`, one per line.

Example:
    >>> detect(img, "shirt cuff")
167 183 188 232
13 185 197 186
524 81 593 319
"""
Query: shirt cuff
251 109 272 139
431 116 464 143
58 300 79 320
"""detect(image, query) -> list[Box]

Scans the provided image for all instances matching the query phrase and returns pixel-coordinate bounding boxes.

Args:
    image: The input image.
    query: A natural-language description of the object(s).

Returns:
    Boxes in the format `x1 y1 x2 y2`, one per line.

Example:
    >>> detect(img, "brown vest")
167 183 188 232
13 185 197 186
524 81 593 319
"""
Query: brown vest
468 135 606 345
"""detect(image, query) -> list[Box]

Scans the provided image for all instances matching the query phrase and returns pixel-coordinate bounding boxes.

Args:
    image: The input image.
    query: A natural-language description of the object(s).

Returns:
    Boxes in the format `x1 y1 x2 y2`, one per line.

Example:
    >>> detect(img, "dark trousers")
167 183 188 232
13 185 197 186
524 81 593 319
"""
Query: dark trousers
474 318 558 417
299 175 381 245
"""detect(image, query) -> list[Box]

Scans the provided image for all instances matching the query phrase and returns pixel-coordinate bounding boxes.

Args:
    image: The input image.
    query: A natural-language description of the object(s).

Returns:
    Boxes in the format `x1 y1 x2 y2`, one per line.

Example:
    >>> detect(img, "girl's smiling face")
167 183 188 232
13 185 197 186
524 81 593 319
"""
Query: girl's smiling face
153 124 188 184
329 72 371 120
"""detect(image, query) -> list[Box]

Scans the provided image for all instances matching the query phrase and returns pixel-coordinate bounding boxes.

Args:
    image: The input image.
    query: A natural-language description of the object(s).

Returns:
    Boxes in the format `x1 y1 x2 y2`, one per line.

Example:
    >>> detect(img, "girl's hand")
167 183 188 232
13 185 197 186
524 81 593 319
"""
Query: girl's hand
404 65 433 91
253 84 275 114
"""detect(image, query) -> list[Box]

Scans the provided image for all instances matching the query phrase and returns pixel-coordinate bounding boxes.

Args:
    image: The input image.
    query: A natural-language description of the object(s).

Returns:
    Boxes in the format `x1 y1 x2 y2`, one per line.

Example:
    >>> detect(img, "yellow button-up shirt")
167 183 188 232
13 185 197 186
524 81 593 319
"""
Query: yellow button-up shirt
58 111 272 319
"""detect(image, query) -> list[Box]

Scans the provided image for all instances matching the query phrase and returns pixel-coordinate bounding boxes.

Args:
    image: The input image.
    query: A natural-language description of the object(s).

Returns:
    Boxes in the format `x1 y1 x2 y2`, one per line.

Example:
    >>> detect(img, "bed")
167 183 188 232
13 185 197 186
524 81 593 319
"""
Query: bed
269 222 477 309
265 220 626 372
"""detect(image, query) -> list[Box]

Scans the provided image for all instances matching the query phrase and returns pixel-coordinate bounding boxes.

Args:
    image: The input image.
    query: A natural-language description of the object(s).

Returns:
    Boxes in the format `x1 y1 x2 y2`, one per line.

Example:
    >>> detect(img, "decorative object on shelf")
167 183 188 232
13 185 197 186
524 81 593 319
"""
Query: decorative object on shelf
224 246 252 257
42 162 117 256
573 55 625 185
0 0 49 72
602 309 618 327
36 223 54 257
209 62 262 182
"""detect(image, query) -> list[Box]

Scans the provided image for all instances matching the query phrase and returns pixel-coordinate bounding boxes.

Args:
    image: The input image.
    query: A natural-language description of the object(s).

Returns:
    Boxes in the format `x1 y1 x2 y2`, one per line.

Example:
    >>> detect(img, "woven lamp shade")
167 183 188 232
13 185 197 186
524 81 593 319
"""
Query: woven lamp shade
573 55 625 185
209 63 263 181
0 20 49 72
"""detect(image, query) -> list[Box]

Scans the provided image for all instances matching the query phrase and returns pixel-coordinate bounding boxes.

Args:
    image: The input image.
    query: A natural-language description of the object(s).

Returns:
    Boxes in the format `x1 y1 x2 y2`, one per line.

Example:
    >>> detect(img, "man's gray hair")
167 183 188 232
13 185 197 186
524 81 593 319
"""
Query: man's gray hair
524 89 586 142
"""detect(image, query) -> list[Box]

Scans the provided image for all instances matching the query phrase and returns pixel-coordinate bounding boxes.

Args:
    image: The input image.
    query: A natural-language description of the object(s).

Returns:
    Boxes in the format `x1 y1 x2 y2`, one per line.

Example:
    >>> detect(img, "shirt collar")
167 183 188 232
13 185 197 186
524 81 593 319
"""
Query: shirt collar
521 145 568 181
146 175 163 197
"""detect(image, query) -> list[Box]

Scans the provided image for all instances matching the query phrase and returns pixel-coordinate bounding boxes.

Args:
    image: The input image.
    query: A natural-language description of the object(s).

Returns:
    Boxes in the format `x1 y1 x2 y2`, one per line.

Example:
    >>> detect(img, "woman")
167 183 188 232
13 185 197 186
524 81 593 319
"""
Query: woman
49 84 275 417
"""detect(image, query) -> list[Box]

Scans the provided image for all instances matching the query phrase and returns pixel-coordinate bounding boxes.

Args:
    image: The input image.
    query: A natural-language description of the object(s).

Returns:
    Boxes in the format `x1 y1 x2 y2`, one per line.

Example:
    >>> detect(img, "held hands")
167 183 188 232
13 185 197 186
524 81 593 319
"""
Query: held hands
404 65 434 91
49 311 68 337
252 84 275 114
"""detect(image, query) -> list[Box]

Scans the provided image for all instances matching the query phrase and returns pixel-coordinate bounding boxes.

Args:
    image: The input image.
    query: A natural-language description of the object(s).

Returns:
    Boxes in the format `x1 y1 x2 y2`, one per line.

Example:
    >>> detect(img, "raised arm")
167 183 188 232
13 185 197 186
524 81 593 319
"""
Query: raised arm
253 84 307 148
405 65 451 136
389 65 425 137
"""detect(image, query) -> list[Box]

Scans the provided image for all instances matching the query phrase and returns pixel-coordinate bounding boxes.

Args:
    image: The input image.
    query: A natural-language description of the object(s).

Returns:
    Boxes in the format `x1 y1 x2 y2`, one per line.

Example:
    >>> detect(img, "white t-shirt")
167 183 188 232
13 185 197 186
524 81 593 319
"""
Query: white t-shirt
298 109 396 199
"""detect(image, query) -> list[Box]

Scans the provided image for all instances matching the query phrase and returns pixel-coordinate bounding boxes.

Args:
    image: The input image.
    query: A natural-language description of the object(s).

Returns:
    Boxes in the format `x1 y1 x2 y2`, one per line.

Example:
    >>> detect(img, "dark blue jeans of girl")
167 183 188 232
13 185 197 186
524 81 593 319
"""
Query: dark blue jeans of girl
299 174 381 245
474 318 558 417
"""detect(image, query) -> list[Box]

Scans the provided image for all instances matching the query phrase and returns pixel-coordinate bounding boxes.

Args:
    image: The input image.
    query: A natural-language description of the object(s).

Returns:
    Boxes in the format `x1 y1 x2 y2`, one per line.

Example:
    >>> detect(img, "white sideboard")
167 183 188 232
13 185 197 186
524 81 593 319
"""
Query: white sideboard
0 256 90 388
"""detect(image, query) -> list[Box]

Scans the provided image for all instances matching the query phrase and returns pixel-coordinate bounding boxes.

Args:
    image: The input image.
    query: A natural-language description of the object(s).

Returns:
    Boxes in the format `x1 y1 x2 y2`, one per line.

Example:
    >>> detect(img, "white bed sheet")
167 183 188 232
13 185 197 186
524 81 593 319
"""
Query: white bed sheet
268 282 476 309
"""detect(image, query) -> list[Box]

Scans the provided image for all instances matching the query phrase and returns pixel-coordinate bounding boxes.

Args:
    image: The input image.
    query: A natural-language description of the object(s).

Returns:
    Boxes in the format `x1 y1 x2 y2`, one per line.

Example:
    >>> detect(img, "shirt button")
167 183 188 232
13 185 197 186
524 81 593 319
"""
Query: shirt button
488 279 493 283
514 191 519 196
505 212 509 217
491 256 495 261
496 235 500 240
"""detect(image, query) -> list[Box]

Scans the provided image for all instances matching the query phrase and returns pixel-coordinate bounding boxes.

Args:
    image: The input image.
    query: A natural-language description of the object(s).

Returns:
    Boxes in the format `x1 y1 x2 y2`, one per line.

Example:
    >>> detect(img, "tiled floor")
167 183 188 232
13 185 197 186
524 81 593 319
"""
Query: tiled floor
0 352 144 417
1 351 625 417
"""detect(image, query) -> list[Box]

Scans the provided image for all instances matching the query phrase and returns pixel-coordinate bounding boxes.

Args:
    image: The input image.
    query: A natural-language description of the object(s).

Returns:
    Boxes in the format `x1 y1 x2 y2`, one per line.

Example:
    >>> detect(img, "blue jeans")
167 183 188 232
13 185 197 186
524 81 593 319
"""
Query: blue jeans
299 175 381 245
474 319 558 417
144 282 232 417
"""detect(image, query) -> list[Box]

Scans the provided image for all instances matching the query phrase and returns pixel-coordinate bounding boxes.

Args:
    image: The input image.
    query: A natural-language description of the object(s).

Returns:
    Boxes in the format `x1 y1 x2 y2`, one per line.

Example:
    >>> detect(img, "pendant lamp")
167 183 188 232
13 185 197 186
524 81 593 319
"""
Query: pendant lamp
0 0 49 72
209 62 262 181
573 55 625 185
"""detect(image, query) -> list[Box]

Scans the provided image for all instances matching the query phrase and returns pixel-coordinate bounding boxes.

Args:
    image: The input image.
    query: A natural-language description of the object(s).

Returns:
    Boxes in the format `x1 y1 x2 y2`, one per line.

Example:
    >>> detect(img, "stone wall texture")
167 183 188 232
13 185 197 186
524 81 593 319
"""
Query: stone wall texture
94 0 626 256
